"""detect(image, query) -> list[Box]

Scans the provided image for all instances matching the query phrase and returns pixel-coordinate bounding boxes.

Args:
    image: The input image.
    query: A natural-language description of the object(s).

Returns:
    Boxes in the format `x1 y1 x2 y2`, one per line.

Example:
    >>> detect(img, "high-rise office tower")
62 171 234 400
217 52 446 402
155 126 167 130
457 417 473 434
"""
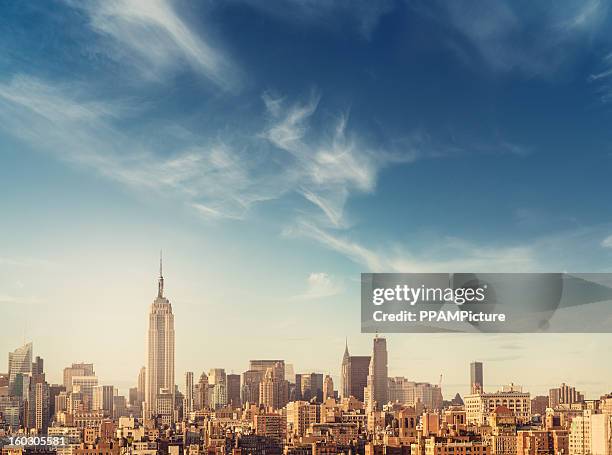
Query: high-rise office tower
129 387 138 406
470 362 484 394
31 356 44 384
388 377 443 410
227 374 241 408
549 383 584 409
285 364 296 383
145 255 175 421
209 368 227 409
63 363 95 390
196 372 209 410
34 381 50 432
184 371 194 414
137 366 146 404
340 340 370 402
365 335 388 411
259 362 288 410
296 373 324 403
250 360 285 379
242 370 264 405
72 375 98 410
8 342 33 395
323 375 334 400
48 384 65 417
92 385 114 415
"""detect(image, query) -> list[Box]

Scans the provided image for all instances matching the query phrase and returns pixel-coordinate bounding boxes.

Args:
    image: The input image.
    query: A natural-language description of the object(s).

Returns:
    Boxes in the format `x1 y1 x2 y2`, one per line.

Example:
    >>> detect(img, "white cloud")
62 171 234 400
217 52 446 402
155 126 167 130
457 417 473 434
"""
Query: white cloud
0 76 272 220
285 219 539 273
74 0 238 89
602 235 612 248
0 77 400 225
261 92 416 228
283 220 386 271
588 53 612 104
291 272 343 300
425 0 608 76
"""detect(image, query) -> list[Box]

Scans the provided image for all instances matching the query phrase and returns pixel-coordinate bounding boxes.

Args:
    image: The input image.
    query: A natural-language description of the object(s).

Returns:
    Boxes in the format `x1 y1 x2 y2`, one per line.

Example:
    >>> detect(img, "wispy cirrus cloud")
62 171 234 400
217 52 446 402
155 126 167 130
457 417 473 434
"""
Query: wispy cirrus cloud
602 235 612 248
284 220 386 271
261 91 418 228
72 0 239 90
0 76 272 219
588 53 612 104
0 76 413 224
284 219 540 273
0 73 532 236
0 73 541 275
416 0 608 76
290 272 343 300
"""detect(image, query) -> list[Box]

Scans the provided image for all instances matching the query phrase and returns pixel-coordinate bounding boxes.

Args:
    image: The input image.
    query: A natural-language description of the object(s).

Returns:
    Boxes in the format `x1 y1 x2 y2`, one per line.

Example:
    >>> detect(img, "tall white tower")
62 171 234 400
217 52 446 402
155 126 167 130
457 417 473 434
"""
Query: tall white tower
145 253 175 421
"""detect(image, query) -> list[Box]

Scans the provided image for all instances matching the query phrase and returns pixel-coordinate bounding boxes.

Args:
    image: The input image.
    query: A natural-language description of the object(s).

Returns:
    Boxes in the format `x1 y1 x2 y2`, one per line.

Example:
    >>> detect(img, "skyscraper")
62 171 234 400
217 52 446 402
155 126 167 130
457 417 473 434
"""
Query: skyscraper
227 374 241 408
137 366 146 405
296 373 324 403
34 381 50 432
340 340 370 402
470 361 484 394
242 370 264 405
63 363 95 390
92 385 114 415
8 342 33 395
323 375 334 400
71 375 98 410
31 356 44 384
341 340 350 399
259 362 288 410
145 255 175 421
250 360 285 378
549 383 584 409
366 335 388 411
184 371 194 414
196 372 209 410
209 368 227 409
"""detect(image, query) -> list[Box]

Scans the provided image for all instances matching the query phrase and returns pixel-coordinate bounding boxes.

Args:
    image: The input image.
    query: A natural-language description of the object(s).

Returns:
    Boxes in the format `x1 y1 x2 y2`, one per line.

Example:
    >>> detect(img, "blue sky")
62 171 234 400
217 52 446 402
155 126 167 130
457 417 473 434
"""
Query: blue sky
2 0 612 397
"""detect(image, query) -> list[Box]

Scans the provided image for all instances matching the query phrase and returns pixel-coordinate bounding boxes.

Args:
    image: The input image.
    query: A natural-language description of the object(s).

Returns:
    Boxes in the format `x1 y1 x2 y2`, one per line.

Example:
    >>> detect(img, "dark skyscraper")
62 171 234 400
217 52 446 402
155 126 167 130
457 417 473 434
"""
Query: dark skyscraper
296 373 324 403
242 370 264 405
470 361 483 394
227 374 241 407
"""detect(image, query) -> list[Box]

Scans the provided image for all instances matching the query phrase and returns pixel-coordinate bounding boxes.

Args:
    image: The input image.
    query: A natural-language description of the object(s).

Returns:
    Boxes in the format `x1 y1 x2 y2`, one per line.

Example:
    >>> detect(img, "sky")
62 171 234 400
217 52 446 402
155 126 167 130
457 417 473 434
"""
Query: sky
1 0 612 399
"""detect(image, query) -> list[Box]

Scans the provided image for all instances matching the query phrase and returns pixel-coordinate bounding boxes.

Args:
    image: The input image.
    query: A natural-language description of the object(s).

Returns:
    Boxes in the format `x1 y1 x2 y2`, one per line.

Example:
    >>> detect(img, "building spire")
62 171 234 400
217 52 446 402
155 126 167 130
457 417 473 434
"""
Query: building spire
343 337 349 360
158 250 164 298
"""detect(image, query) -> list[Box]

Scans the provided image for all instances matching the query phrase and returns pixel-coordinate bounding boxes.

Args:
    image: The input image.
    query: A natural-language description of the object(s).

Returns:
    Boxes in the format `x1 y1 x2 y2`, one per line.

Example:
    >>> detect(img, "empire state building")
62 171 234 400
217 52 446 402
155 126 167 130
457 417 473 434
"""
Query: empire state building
145 255 175 421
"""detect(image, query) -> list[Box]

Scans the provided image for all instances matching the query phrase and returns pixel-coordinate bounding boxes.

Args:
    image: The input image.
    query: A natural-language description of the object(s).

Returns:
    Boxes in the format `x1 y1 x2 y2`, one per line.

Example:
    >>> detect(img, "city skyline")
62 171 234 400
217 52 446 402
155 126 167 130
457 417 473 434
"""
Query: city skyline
3 262 611 400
